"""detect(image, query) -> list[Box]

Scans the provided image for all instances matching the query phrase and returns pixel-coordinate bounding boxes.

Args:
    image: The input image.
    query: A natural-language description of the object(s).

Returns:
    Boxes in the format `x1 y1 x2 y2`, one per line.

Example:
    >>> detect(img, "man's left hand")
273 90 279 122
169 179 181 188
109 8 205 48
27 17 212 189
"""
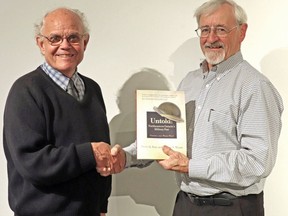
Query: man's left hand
158 145 189 173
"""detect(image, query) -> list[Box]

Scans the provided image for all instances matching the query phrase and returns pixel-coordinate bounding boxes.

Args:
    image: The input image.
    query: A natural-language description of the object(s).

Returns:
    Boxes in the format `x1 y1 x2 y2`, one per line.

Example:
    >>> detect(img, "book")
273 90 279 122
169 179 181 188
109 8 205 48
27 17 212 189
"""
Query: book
136 90 187 159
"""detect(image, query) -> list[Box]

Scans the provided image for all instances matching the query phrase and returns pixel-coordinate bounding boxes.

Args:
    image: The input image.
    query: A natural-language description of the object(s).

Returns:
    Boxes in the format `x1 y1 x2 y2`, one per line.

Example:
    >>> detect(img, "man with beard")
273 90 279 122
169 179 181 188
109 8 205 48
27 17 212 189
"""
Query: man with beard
110 0 284 216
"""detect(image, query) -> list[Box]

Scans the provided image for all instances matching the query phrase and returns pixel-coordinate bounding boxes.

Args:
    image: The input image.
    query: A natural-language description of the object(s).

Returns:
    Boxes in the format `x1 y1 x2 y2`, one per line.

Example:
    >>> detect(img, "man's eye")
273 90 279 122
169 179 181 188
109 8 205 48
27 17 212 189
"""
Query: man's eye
201 28 210 33
49 36 62 43
68 35 80 43
216 27 226 33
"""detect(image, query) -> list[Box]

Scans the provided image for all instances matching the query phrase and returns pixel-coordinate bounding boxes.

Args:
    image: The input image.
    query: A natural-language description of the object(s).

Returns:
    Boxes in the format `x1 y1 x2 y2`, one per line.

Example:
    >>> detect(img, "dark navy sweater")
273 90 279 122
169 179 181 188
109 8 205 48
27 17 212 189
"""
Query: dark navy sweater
3 67 111 216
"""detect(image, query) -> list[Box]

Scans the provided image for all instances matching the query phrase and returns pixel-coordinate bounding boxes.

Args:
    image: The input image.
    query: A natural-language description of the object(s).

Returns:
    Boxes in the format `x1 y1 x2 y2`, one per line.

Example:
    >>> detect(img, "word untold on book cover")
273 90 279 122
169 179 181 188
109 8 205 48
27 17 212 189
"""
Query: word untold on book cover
136 90 187 159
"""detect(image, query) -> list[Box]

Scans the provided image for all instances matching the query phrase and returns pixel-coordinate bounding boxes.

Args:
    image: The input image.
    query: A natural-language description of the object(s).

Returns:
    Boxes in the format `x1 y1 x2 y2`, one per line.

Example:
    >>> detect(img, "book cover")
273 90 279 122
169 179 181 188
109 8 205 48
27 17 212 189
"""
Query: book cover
136 90 187 159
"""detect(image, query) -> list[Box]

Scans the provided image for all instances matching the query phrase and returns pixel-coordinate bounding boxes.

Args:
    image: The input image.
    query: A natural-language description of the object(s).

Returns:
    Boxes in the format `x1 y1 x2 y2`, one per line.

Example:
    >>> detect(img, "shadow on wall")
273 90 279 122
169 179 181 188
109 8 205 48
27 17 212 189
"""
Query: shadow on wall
109 68 178 216
260 48 288 99
169 37 203 87
109 37 204 216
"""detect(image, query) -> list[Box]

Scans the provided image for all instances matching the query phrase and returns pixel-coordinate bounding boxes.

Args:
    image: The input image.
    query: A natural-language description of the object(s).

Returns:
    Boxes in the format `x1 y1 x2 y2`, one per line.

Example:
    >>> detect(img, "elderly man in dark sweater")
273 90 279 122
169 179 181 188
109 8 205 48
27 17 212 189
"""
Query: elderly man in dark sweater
3 7 124 216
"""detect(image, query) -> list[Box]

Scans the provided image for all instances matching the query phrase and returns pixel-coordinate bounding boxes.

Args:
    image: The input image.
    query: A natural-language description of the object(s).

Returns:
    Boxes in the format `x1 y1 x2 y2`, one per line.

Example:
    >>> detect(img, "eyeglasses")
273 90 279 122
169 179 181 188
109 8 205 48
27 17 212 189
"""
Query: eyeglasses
39 33 85 46
195 25 239 38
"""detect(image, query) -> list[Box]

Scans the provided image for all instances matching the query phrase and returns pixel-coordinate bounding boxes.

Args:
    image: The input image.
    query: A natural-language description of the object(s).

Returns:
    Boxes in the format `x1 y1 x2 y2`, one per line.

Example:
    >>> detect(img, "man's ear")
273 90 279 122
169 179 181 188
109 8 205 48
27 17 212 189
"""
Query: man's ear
239 23 248 42
36 36 45 55
83 34 90 51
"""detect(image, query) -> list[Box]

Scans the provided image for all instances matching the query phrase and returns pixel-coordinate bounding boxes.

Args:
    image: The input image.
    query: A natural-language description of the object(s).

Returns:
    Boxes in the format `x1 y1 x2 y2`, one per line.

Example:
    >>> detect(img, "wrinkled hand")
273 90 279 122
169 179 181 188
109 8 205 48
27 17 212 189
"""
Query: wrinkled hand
110 144 126 174
158 145 189 173
91 142 113 176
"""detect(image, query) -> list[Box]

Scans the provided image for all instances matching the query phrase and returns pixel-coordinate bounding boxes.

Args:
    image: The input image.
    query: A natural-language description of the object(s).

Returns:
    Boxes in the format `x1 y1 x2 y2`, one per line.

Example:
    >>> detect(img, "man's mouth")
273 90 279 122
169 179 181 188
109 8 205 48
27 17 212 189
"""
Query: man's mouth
205 42 224 49
56 54 75 58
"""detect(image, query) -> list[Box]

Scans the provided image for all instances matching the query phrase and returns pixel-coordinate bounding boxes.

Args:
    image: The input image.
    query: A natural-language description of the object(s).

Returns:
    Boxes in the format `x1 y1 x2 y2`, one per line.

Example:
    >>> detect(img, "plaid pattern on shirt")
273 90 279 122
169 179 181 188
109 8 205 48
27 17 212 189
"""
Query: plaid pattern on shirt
41 62 85 100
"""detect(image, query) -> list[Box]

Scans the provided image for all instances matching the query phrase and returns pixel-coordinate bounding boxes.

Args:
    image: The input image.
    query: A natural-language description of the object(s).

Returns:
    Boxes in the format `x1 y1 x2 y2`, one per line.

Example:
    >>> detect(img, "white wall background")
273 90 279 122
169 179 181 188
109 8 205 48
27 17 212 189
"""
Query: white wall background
0 1 287 215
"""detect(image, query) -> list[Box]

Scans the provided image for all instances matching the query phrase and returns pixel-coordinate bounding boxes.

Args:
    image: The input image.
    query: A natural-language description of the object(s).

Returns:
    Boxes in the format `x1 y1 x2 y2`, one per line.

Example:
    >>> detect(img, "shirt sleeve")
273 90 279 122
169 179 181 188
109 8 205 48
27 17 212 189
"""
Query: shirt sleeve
124 141 153 168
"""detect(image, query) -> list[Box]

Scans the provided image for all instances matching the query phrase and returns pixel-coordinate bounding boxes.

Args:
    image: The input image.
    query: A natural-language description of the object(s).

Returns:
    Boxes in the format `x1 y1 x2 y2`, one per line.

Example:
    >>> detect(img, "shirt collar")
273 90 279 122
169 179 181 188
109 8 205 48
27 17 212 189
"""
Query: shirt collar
200 51 243 75
41 62 79 90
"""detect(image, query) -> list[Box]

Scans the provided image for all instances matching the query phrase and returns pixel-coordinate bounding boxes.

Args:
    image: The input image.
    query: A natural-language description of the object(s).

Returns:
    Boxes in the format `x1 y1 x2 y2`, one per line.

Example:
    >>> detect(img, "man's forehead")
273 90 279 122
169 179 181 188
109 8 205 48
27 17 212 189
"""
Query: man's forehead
199 6 236 26
43 10 83 33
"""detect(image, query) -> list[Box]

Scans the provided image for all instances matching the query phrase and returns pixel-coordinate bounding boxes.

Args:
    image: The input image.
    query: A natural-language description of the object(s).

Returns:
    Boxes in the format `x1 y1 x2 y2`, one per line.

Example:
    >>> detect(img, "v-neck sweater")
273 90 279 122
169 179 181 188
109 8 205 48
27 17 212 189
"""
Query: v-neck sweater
3 66 111 216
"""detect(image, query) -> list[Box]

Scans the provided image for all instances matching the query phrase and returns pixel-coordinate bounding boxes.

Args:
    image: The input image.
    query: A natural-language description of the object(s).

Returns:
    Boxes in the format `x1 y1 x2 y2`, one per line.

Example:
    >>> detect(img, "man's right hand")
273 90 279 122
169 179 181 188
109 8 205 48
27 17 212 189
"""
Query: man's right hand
91 142 113 176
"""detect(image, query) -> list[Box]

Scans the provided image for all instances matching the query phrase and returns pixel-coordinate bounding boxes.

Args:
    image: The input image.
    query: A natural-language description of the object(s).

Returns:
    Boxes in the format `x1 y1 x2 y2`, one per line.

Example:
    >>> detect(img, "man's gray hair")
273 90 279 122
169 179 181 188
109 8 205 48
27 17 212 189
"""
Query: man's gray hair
194 0 247 26
34 7 90 36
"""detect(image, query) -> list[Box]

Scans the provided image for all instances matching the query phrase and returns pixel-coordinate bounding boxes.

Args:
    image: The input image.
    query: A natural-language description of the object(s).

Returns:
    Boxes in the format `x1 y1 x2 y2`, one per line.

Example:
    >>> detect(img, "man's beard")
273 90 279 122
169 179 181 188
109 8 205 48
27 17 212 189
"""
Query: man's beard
204 42 225 65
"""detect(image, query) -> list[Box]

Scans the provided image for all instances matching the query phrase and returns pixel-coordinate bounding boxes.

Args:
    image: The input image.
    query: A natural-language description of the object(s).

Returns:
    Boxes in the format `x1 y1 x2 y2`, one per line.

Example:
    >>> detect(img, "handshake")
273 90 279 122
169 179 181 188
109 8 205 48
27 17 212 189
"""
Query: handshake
91 141 190 176
91 142 126 176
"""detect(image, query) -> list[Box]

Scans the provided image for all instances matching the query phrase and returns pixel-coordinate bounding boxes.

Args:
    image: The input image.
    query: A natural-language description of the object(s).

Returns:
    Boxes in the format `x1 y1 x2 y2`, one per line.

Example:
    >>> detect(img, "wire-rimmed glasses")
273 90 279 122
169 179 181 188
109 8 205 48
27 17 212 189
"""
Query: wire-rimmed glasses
39 33 85 46
195 25 239 38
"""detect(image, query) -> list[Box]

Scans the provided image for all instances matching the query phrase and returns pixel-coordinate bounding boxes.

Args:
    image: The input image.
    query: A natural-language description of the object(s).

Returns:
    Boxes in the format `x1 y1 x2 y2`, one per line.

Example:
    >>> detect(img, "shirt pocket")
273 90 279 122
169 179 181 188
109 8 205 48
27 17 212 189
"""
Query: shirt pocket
206 109 237 150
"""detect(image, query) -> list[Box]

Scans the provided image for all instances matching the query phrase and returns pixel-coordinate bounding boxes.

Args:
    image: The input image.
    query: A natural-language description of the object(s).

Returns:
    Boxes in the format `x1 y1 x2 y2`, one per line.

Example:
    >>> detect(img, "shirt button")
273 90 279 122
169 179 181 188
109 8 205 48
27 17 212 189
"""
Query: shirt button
197 105 201 109
206 84 210 88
